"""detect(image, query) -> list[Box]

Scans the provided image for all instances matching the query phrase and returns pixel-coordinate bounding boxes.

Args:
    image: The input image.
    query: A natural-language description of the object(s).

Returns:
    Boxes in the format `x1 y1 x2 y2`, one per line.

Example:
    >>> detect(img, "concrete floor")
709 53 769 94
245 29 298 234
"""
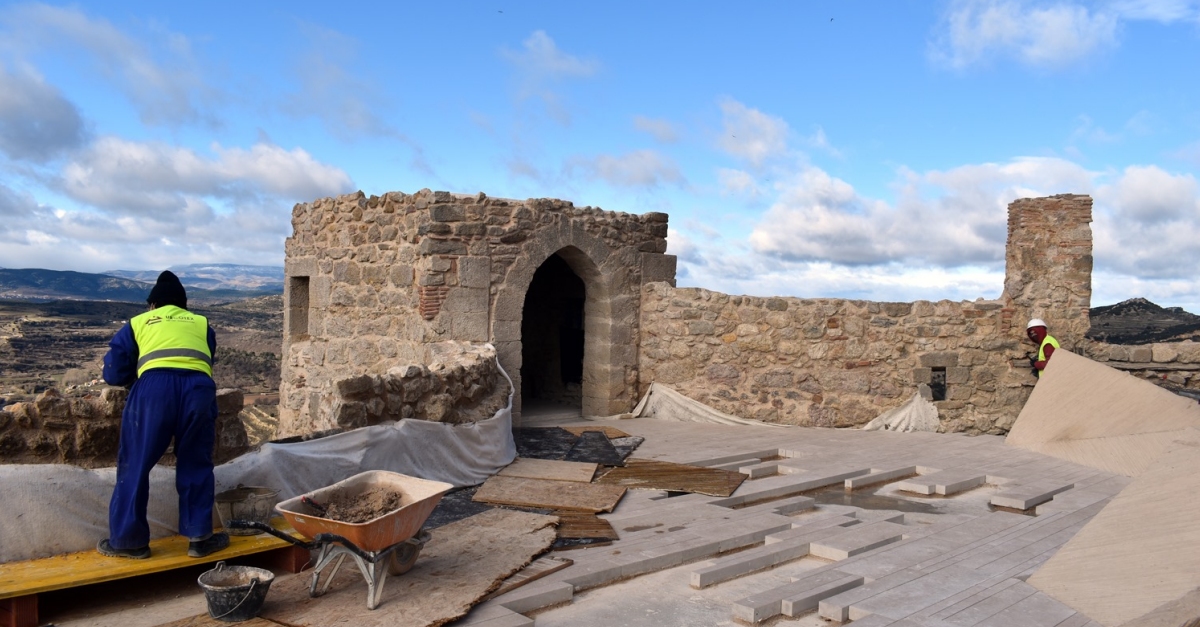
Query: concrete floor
48 418 1122 626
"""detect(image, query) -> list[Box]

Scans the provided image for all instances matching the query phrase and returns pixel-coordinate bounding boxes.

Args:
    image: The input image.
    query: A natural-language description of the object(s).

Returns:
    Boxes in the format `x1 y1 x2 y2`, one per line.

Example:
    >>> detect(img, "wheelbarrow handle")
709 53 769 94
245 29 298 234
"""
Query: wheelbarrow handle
226 519 320 550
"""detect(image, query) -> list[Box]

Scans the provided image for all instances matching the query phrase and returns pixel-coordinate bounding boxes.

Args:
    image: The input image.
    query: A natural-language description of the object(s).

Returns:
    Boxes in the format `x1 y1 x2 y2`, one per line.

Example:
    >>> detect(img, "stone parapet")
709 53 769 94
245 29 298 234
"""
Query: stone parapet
1083 340 1200 395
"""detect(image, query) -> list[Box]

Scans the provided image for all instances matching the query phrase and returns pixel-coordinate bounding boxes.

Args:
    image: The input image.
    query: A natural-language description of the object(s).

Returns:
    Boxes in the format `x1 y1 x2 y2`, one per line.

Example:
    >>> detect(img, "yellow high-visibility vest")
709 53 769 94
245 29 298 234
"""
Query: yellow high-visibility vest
1037 335 1060 377
130 305 213 377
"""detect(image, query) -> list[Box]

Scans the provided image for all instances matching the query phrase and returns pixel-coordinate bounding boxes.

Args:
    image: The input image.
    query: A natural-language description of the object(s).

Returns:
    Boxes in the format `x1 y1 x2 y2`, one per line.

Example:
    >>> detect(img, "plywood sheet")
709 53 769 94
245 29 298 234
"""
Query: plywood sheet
1029 429 1200 626
555 512 619 540
562 426 631 439
483 555 573 601
260 509 557 627
498 457 598 483
473 476 626 513
1006 349 1200 476
156 617 283 627
595 458 747 497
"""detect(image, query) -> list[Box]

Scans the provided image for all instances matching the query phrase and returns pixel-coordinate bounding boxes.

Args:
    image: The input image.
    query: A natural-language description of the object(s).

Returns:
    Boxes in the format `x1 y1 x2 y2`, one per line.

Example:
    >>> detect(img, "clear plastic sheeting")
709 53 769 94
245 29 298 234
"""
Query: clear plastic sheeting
0 357 516 563
631 382 789 428
861 392 940 432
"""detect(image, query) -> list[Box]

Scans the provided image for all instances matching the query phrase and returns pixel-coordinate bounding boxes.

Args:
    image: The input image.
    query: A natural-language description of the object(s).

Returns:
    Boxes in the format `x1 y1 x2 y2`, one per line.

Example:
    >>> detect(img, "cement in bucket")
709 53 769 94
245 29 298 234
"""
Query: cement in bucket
215 486 280 536
197 561 275 622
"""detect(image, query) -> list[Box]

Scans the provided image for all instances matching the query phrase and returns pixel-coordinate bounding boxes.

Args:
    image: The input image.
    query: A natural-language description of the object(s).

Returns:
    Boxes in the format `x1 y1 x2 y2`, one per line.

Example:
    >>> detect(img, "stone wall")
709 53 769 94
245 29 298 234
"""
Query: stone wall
279 189 676 436
0 388 250 467
321 342 509 431
636 195 1095 434
1083 340 1200 396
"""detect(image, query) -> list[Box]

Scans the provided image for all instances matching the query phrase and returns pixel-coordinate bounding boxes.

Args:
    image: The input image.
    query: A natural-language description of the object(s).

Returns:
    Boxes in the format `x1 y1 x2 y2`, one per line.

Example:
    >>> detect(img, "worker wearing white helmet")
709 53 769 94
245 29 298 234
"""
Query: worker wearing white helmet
1025 319 1059 378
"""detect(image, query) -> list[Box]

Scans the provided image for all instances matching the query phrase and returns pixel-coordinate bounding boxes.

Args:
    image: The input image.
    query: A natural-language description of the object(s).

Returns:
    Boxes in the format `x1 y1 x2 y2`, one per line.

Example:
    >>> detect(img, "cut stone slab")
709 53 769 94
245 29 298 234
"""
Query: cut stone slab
497 457 598 483
595 458 746 497
1006 349 1200 477
989 481 1074 511
563 430 625 466
810 521 907 560
1028 428 1200 626
260 509 557 627
473 476 626 513
896 469 986 496
732 569 864 623
846 466 919 490
690 515 856 588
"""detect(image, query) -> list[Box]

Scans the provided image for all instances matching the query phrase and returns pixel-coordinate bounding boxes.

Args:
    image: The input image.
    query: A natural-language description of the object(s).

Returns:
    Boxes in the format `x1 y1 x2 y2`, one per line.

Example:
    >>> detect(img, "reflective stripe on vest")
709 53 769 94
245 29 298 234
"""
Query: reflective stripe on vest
1037 335 1060 377
130 305 213 377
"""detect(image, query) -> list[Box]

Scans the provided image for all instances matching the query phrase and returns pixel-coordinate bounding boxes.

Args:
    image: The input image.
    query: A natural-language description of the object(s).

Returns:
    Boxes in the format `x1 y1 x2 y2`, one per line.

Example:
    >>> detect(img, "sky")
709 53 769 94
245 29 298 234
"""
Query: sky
1 1 1199 310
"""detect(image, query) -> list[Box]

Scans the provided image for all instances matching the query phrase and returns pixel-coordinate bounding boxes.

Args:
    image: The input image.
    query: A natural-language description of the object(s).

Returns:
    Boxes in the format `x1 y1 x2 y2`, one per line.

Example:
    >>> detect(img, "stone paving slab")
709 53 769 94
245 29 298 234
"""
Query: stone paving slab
897 469 988 496
847 466 919 489
732 568 863 623
990 481 1075 510
461 418 1131 626
810 520 907 560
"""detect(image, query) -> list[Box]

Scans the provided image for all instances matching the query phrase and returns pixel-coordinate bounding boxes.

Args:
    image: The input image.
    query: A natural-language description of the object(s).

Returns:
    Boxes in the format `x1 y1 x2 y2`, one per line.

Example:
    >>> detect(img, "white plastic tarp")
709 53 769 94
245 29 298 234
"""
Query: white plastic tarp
631 382 789 427
0 360 516 563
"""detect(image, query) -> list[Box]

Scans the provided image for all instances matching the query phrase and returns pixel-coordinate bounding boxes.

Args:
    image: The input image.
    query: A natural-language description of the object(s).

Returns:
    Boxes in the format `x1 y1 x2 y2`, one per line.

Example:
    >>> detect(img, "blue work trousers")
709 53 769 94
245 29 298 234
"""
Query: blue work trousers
108 369 218 549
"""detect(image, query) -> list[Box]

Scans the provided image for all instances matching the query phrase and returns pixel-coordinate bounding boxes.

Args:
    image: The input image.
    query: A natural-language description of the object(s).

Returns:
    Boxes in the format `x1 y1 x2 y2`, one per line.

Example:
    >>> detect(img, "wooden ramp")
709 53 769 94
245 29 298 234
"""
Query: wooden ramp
1006 349 1200 476
1028 428 1200 626
0 519 307 627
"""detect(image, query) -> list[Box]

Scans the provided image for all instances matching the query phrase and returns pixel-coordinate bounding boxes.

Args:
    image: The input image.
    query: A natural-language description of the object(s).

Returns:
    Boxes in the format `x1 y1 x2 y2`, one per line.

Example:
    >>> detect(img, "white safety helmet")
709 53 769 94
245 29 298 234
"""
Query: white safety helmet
1026 318 1047 330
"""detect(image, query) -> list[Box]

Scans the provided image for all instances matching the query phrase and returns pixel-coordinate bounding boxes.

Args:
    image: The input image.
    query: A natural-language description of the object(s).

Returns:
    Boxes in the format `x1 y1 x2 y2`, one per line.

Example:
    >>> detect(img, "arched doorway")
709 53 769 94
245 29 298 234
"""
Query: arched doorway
520 253 585 416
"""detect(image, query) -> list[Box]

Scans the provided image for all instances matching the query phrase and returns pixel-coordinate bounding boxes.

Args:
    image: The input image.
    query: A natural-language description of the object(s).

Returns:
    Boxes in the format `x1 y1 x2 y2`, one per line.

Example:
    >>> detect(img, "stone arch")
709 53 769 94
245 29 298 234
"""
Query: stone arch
493 227 623 418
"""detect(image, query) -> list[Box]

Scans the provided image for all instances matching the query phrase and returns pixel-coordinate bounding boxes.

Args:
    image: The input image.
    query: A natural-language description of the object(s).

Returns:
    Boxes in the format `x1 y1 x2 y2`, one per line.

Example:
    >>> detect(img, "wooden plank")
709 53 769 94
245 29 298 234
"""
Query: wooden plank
497 457 598 483
555 512 619 540
473 476 626 513
0 518 305 600
595 458 747 497
261 509 558 627
482 556 573 601
562 426 631 439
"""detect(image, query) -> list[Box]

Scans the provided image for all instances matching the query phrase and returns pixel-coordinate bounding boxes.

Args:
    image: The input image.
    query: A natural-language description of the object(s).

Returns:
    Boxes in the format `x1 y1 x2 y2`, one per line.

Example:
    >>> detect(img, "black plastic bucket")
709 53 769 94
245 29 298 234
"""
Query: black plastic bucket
197 561 275 622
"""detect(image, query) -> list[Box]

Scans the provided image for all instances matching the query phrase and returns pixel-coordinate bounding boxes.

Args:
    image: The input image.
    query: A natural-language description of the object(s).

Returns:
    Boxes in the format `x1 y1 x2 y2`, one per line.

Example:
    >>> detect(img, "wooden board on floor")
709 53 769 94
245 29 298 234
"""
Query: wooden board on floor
0 518 305 601
562 426 631 439
156 616 283 627
555 512 619 540
483 556 573 601
473 476 626 513
498 457 598 483
259 509 558 627
595 458 747 497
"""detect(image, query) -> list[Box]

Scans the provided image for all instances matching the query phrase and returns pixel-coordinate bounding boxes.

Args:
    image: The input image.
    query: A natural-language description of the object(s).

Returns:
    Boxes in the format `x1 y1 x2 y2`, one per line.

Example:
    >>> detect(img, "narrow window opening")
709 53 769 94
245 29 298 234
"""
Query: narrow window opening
288 276 310 339
930 367 947 401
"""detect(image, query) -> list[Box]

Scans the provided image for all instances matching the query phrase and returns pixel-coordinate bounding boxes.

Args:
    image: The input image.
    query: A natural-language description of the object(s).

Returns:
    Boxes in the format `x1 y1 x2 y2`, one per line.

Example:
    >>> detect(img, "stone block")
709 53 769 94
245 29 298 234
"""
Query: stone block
733 569 864 624
946 366 971 384
845 467 918 490
1152 344 1179 363
430 204 465 222
419 238 467 255
810 521 907 560
990 481 1074 511
459 256 491 289
285 257 316 276
640 252 677 286
920 352 959 368
452 312 490 342
912 368 933 384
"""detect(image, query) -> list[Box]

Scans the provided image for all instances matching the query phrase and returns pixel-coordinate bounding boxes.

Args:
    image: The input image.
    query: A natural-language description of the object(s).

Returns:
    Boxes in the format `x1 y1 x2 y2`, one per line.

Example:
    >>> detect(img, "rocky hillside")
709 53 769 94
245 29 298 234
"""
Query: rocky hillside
1087 298 1200 344
0 268 281 303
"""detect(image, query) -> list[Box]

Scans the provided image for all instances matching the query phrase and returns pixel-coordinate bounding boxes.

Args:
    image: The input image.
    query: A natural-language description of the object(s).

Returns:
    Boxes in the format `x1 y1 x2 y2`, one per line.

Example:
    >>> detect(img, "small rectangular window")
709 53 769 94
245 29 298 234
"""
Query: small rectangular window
930 367 947 401
288 276 310 339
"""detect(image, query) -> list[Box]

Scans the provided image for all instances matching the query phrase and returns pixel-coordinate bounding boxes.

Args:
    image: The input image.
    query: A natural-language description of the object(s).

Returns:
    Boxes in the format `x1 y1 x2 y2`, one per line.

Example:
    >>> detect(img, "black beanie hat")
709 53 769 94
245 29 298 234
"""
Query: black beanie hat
147 270 187 310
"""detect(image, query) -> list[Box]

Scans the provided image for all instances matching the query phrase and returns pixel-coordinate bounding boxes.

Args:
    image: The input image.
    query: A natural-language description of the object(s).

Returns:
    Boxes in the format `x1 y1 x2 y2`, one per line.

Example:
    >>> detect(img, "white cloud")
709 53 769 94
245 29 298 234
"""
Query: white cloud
1107 0 1200 22
0 3 213 126
1094 165 1200 279
718 168 762 199
932 0 1119 69
501 30 598 125
633 115 680 143
0 63 87 161
567 150 684 188
58 137 353 214
717 98 790 167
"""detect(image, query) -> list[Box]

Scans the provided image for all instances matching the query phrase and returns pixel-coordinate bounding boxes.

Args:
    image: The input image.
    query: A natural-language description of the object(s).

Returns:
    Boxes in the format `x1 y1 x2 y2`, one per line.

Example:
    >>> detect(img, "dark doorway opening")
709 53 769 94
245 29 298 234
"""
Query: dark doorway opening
521 254 585 411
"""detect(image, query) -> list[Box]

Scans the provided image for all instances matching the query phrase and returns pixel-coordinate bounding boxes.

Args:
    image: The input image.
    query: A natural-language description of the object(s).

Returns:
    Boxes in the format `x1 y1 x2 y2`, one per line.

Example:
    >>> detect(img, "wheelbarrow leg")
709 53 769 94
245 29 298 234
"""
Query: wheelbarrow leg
345 551 389 610
309 545 349 598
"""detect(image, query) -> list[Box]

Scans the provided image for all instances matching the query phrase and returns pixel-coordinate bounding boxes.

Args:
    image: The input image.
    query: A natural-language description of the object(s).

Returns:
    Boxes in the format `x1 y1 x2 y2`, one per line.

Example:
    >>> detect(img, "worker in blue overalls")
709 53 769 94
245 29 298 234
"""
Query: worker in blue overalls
97 271 229 559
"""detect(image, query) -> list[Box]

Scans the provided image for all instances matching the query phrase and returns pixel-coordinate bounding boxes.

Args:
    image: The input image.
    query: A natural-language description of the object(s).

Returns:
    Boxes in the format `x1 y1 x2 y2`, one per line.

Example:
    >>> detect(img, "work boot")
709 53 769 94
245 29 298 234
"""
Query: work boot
188 532 230 558
97 539 151 559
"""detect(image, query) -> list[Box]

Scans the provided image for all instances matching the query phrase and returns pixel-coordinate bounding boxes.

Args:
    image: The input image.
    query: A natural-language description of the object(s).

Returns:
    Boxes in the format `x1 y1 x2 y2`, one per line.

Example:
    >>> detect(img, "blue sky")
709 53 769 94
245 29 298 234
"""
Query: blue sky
1 1 1199 309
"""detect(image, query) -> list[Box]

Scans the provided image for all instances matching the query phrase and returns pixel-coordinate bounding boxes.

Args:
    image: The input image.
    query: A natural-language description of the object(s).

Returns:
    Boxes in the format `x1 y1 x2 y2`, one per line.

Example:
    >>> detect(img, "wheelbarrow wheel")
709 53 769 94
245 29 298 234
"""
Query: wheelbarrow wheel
388 542 422 575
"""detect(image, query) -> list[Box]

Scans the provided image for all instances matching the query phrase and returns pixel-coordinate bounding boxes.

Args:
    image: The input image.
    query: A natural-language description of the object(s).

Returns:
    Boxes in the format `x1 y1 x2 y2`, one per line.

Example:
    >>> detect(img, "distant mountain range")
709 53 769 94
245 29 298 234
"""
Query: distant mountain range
104 263 284 292
1087 297 1200 344
0 265 283 303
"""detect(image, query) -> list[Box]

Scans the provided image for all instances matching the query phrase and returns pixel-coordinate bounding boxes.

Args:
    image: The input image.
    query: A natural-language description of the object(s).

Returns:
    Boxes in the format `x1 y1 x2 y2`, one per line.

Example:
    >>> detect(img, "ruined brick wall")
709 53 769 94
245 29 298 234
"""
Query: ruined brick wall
637 195 1094 434
0 388 249 467
321 342 509 431
279 189 675 436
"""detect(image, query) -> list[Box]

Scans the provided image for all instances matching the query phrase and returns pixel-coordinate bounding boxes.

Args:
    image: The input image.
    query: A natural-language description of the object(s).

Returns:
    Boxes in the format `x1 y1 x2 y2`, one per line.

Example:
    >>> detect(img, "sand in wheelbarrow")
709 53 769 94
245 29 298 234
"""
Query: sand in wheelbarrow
322 487 407 523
